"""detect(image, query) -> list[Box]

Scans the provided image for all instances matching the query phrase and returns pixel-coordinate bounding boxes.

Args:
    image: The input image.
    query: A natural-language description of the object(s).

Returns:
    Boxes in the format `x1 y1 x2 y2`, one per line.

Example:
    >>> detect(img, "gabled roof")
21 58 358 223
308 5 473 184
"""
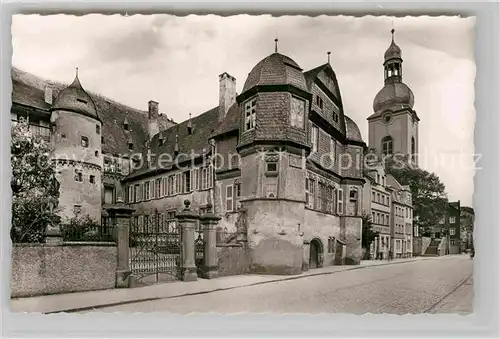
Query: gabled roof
10 67 176 156
303 63 329 89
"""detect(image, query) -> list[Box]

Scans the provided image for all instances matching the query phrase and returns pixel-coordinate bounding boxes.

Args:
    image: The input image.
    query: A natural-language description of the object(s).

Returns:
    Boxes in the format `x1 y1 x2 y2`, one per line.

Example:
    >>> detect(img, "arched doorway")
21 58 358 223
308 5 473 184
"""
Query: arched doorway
309 238 323 269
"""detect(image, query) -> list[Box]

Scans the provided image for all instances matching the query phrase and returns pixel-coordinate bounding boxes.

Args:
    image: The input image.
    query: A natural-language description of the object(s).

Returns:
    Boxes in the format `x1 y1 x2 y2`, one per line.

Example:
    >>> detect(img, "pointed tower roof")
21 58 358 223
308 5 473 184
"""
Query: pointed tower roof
51 68 100 121
384 29 402 62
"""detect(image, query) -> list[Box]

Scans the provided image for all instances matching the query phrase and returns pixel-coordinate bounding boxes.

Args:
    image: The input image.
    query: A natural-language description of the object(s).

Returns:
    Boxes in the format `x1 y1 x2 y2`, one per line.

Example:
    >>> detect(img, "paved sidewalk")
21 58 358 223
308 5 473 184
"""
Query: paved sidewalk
11 256 437 314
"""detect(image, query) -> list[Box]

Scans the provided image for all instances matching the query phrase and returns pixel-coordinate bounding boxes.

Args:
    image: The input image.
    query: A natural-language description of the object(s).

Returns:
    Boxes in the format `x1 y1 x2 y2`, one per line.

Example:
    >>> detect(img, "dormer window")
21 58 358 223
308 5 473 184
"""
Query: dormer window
96 124 100 134
159 137 164 146
77 99 88 104
244 97 256 131
124 119 129 131
128 142 134 150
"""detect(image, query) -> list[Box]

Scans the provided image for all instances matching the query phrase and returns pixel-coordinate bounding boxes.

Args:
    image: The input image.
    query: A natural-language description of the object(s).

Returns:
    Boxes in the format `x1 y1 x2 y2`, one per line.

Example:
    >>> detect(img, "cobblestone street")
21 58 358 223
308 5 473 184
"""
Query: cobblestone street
94 255 473 315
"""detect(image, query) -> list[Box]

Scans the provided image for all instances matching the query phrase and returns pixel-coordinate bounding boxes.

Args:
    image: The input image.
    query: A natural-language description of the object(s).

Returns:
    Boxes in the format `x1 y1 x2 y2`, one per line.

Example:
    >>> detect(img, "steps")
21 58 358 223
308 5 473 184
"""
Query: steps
423 238 441 257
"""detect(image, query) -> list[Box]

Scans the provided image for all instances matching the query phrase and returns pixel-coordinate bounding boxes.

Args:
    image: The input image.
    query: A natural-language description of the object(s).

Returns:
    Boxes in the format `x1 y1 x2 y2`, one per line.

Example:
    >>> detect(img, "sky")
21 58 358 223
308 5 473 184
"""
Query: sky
11 14 476 206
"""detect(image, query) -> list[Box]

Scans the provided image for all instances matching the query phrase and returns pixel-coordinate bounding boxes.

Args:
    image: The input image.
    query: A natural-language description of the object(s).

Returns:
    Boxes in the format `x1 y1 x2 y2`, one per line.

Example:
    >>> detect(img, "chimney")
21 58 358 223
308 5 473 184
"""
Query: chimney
148 100 159 140
44 86 53 105
218 72 236 123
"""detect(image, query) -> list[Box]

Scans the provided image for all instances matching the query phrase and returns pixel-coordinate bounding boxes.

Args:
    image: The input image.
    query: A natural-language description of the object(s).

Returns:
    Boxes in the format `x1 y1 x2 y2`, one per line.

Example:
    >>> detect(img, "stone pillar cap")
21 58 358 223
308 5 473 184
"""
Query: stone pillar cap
105 197 135 216
176 199 199 220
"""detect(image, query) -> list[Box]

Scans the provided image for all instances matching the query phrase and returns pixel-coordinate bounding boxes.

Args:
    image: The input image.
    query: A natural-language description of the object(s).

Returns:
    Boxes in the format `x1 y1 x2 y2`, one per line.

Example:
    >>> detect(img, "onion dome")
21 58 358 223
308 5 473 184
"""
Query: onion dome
373 82 414 113
51 68 99 121
242 52 308 93
384 29 402 61
344 116 364 143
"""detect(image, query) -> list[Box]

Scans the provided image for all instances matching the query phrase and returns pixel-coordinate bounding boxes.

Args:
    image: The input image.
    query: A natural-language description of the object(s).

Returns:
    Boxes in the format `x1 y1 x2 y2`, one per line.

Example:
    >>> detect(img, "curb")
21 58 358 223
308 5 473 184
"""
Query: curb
45 257 435 314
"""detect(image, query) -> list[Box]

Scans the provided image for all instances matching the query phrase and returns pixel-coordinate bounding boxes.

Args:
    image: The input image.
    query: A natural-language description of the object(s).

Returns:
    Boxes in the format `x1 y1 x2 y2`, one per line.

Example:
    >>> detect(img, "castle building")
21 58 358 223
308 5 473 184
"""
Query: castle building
123 47 368 273
10 67 177 222
362 30 415 259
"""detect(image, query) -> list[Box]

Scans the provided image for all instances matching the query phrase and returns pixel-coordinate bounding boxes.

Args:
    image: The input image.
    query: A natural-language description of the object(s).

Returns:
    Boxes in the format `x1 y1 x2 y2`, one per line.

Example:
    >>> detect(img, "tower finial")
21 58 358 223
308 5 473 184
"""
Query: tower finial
76 67 79 78
274 38 278 53
391 27 395 42
327 51 331 64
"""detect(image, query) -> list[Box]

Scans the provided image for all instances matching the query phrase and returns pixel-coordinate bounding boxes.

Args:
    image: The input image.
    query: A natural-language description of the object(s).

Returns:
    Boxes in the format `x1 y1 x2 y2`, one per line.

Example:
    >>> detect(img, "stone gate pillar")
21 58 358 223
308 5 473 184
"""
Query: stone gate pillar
106 198 134 288
177 200 199 281
200 205 221 279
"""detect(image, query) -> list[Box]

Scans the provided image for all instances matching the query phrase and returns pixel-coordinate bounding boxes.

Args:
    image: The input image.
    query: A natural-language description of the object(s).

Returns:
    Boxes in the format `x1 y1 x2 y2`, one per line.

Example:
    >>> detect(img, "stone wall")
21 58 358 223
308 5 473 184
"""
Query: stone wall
343 216 362 265
11 243 117 298
217 243 250 277
304 209 341 267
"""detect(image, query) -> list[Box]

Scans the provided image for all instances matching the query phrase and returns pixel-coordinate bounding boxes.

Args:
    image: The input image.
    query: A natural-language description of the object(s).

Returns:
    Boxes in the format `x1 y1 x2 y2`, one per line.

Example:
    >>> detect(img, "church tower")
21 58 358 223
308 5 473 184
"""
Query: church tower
368 29 420 166
50 69 102 221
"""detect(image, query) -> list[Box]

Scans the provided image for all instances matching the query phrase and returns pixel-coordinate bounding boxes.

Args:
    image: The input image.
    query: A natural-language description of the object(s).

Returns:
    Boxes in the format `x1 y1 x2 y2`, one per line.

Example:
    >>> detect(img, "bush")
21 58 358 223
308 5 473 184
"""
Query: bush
60 215 114 242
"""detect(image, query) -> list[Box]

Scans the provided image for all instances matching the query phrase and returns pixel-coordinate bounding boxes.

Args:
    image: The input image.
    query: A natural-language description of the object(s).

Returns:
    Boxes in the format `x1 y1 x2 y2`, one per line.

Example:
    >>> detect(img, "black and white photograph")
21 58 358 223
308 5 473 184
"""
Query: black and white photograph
8 13 476 316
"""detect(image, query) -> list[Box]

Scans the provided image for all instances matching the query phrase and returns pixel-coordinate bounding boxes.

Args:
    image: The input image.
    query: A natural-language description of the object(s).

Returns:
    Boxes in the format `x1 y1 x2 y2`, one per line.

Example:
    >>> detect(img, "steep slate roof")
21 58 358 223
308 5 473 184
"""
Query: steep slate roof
211 103 239 138
303 63 329 89
126 106 219 180
344 116 364 143
243 53 308 93
10 67 175 156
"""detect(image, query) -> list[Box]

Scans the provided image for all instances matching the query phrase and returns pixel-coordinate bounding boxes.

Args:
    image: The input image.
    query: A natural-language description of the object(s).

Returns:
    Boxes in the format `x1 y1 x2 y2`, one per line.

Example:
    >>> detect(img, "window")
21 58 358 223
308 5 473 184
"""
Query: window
411 136 416 161
190 169 199 192
96 124 100 134
183 171 191 193
377 193 380 203
73 204 82 215
450 228 456 236
450 239 456 246
449 216 456 224
134 184 140 202
201 166 213 190
372 212 375 222
381 136 393 155
168 175 175 195
311 125 319 152
145 181 150 200
128 186 134 203
128 142 133 150
376 213 380 224
162 177 168 197
291 97 305 128
330 138 336 164
234 182 241 210
244 97 257 131
318 182 326 212
81 136 89 147
104 187 114 204
337 188 344 215
155 178 161 198
89 175 95 184
226 184 234 212
95 150 99 157
305 178 315 209
325 186 333 213
372 192 375 202
175 173 183 194
266 161 278 173
316 95 324 110
74 169 83 182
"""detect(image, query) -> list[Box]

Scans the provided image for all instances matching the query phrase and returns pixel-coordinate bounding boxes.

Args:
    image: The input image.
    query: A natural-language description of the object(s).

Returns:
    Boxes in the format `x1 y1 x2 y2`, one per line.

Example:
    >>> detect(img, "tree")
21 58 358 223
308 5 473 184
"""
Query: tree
384 156 448 236
11 120 60 243
361 214 379 260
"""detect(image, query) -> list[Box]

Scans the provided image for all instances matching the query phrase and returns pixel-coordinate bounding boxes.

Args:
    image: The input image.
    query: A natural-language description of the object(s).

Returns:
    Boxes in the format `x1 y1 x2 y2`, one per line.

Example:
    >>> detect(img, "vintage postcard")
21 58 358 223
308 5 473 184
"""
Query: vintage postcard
9 14 475 315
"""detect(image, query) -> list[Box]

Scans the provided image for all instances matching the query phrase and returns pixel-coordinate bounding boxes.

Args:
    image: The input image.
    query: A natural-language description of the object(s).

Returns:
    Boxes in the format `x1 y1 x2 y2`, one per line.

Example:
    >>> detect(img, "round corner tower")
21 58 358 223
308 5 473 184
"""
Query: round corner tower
236 50 312 275
49 70 102 222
